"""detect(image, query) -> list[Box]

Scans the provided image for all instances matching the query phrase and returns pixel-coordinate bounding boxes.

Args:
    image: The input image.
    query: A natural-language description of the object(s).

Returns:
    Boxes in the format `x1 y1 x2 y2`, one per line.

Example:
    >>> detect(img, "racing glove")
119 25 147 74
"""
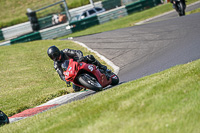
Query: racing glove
77 56 85 63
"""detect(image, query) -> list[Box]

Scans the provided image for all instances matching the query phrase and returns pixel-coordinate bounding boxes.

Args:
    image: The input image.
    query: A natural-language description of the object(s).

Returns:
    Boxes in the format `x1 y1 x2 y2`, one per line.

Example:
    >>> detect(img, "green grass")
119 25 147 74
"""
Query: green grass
1 58 200 133
186 7 200 15
0 40 110 117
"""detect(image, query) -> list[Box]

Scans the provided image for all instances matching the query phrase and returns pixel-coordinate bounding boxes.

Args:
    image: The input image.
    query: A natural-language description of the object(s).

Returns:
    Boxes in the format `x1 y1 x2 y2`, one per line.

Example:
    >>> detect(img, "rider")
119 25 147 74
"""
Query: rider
170 0 186 9
47 45 108 92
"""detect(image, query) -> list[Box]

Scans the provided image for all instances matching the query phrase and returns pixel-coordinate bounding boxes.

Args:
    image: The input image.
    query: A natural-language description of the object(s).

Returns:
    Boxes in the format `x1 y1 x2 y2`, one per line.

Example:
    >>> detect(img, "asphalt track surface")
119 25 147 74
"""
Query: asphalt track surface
73 12 200 83
9 3 200 123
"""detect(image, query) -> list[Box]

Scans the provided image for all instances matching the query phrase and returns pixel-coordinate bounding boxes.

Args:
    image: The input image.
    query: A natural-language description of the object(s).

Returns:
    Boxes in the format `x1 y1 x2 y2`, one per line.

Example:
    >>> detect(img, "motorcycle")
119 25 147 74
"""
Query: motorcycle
62 59 119 92
172 0 186 16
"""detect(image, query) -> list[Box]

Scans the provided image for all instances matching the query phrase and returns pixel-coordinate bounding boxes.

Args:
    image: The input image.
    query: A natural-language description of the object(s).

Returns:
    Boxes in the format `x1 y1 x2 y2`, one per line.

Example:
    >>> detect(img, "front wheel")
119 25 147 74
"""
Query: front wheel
110 73 119 86
177 2 185 16
78 73 103 92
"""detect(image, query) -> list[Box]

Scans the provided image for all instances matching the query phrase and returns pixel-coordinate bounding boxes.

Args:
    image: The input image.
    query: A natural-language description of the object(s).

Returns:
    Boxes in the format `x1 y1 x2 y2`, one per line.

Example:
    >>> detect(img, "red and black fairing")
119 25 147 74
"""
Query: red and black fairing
63 59 112 88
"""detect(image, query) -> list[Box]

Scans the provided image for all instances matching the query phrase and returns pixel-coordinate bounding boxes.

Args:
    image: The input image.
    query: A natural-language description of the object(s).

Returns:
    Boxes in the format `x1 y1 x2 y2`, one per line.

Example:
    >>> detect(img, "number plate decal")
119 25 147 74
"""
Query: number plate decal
88 65 94 72
68 67 72 71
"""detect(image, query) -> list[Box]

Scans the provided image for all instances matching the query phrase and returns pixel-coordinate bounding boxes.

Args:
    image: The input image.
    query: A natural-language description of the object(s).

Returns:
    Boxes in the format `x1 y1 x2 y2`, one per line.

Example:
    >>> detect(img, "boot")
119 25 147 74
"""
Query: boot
86 55 108 72
93 60 107 72
73 84 83 92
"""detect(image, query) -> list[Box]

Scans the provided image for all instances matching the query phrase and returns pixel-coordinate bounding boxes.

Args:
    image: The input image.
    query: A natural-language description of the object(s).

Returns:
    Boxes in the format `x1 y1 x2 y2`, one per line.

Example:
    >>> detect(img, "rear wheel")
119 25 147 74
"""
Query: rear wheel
78 73 103 92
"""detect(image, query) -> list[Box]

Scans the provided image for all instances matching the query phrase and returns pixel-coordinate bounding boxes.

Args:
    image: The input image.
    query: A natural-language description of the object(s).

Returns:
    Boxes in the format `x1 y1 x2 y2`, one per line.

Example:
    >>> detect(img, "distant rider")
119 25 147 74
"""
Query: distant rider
47 45 108 92
170 0 186 9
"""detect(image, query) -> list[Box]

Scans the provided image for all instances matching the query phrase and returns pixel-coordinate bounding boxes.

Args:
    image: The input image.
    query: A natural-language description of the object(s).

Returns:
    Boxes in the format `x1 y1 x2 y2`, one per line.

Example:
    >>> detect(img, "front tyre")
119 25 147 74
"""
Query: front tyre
110 73 119 86
178 2 185 16
78 73 103 92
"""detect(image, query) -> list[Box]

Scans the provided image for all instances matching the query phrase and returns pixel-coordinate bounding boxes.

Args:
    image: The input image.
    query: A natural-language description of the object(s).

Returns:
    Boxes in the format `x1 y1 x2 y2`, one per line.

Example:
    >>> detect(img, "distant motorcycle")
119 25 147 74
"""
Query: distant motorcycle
172 0 186 16
62 59 119 92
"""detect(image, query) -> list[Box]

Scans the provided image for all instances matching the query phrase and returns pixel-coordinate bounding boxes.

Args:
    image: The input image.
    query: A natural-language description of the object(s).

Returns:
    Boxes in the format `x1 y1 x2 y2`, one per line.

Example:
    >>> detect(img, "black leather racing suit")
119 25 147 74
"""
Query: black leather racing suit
170 0 186 8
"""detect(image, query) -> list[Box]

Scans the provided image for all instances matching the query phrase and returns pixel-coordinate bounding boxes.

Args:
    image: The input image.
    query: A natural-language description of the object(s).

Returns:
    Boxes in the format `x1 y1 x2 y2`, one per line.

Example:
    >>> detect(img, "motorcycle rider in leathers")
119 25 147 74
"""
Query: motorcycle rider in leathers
170 0 186 9
47 45 108 92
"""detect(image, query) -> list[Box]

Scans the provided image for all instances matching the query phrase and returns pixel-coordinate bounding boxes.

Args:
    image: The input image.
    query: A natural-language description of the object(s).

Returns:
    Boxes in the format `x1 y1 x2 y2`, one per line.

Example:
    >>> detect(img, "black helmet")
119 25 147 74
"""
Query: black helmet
47 46 61 61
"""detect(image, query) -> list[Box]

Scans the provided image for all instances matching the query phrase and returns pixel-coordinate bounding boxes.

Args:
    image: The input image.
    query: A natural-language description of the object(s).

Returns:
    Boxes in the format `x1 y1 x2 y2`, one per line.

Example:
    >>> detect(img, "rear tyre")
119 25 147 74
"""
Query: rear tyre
78 73 103 92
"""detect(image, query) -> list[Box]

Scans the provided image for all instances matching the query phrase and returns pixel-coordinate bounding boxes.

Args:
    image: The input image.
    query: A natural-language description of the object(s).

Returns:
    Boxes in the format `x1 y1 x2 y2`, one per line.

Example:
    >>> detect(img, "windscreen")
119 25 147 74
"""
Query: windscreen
61 60 69 71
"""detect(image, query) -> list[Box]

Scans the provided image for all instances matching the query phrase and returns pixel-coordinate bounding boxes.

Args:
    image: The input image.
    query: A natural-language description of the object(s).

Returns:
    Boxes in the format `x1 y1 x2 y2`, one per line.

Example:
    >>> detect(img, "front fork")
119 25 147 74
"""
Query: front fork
173 0 186 10
173 0 180 12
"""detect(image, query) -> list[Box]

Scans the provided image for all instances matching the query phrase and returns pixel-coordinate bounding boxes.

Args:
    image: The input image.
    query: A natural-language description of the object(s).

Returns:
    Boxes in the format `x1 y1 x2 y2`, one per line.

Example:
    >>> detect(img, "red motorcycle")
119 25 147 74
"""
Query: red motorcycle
62 59 119 92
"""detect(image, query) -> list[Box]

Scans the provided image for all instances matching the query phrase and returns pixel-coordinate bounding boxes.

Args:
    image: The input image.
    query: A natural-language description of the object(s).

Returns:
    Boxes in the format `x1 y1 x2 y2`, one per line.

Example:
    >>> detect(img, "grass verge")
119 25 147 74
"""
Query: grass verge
1 58 200 133
186 7 200 15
